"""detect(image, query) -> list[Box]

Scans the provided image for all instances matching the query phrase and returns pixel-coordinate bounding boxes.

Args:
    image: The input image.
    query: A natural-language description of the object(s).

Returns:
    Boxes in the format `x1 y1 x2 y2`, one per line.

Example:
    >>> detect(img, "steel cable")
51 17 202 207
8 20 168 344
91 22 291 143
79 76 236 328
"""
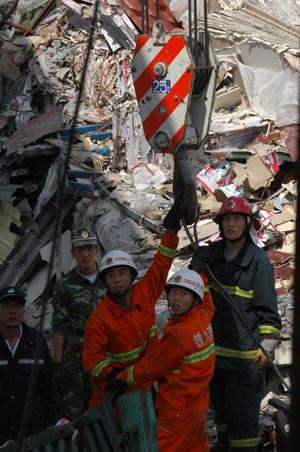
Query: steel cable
12 0 101 450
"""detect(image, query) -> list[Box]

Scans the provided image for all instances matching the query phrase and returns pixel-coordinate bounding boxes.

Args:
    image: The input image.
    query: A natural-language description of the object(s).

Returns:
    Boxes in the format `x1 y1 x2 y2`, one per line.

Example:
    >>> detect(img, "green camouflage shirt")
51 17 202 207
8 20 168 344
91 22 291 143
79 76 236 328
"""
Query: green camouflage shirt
52 266 106 338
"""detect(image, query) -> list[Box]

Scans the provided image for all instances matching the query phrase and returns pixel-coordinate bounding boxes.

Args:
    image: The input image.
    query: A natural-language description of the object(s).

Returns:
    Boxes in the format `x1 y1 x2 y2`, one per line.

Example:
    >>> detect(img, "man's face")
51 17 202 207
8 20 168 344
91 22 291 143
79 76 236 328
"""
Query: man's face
72 245 98 271
222 213 247 242
105 266 132 294
168 286 196 316
0 300 24 329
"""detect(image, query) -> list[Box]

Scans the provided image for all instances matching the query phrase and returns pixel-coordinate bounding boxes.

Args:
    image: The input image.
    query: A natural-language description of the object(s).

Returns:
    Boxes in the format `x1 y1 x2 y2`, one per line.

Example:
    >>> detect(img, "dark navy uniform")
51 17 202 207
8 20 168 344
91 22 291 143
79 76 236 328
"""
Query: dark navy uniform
208 238 281 452
0 323 58 445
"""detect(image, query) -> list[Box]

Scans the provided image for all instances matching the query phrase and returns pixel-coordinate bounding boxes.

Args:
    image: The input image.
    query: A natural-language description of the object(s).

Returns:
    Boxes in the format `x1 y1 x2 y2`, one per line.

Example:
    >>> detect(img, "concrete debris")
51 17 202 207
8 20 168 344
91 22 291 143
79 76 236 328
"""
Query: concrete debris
0 0 298 446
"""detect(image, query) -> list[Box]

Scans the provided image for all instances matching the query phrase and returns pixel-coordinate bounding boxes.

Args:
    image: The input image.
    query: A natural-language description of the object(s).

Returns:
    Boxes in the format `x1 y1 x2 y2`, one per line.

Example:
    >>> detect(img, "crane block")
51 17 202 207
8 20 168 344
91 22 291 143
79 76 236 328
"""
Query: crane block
132 20 195 154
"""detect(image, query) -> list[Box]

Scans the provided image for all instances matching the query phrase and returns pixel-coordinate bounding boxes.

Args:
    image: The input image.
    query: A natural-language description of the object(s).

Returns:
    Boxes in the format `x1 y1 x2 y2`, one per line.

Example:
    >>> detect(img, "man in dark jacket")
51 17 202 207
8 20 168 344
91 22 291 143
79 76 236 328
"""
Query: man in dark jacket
0 286 58 446
190 196 282 452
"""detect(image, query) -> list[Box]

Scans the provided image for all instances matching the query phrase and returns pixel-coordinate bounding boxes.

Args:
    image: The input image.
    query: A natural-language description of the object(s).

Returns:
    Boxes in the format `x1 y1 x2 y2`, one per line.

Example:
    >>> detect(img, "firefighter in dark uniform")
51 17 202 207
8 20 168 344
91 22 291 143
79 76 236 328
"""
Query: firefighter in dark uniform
0 287 58 446
190 196 281 452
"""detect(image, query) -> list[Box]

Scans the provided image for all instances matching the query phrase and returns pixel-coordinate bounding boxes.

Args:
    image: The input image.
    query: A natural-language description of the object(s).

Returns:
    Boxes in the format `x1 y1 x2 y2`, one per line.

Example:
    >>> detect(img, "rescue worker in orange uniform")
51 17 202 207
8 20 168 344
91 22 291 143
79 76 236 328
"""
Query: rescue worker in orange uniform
113 269 215 452
82 199 182 407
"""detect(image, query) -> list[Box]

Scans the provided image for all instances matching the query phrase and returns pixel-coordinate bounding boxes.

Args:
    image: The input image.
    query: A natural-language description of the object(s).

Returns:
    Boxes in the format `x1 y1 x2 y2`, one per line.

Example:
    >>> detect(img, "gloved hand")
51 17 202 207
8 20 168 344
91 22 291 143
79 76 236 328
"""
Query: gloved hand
106 367 127 395
106 368 123 381
189 246 212 275
163 195 184 232
105 377 128 398
253 349 275 368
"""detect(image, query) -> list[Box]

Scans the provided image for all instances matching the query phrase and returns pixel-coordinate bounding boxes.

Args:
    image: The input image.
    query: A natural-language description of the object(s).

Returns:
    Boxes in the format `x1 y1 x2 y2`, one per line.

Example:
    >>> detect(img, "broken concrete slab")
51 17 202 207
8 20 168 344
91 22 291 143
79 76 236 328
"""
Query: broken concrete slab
4 105 63 154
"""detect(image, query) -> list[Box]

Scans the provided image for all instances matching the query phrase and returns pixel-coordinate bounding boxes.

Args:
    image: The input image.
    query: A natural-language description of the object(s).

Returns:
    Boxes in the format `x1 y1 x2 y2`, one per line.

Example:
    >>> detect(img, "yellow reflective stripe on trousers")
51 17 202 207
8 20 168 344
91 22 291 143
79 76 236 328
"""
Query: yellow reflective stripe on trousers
215 346 257 360
183 343 215 364
229 437 259 448
92 359 111 378
259 324 281 335
211 284 253 299
158 243 176 258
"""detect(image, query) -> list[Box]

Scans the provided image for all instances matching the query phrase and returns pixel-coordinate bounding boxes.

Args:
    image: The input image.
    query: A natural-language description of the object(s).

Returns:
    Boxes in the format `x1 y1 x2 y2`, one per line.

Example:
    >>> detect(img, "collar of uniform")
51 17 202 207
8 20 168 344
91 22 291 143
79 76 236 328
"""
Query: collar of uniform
105 296 141 315
167 305 197 326
74 265 100 283
227 239 255 267
10 322 31 345
213 239 255 267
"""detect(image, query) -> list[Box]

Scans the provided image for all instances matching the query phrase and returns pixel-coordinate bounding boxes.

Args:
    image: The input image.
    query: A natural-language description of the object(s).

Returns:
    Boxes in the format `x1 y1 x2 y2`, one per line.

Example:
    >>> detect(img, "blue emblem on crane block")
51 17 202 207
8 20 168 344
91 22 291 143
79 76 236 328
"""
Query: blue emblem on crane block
152 79 171 94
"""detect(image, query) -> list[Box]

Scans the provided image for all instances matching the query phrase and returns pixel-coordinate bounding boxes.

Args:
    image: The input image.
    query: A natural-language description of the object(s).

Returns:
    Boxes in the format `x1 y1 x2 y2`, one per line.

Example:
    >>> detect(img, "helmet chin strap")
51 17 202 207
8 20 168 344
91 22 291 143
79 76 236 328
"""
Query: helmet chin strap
107 284 132 305
106 270 136 305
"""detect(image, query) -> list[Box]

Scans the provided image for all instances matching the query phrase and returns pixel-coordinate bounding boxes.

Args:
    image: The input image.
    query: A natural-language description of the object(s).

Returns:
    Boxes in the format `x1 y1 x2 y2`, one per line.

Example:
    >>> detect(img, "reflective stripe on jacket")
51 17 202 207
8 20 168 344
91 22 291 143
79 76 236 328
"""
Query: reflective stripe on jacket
208 238 281 371
121 279 215 414
83 230 179 407
0 323 58 443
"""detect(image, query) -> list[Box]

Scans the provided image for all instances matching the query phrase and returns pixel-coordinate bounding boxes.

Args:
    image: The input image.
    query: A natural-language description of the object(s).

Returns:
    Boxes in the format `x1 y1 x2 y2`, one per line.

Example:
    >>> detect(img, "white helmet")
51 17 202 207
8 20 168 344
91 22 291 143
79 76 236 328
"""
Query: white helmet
165 269 204 300
99 250 138 282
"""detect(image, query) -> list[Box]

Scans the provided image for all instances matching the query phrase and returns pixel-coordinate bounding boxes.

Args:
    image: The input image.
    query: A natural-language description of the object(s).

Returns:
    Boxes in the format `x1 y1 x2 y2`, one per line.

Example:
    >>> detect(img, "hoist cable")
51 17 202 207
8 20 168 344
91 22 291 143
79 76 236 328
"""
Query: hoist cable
145 0 149 34
188 0 192 51
194 0 198 67
155 0 159 21
12 0 101 450
141 0 149 34
141 0 145 33
289 159 300 451
204 0 209 65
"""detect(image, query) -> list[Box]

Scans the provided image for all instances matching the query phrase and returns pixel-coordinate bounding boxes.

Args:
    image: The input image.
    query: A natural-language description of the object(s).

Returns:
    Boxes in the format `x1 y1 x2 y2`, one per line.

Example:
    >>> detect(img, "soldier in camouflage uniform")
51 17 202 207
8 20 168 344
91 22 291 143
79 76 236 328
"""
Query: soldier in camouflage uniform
51 227 106 420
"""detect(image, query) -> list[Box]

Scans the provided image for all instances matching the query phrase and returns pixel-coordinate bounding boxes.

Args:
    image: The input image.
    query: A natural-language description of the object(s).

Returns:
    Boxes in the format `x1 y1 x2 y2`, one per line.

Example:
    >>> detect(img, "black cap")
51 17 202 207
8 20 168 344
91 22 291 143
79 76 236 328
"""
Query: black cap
0 287 26 305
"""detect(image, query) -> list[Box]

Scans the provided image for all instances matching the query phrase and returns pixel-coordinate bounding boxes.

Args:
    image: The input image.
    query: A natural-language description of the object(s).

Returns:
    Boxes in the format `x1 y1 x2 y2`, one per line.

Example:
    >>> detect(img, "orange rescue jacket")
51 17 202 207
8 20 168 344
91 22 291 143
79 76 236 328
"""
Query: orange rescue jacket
121 278 215 413
83 230 179 407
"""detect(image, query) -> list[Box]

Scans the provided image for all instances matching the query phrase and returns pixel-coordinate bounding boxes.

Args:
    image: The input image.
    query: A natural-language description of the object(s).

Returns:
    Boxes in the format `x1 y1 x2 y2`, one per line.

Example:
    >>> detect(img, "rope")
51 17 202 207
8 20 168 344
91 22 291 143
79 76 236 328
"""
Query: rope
13 1 101 450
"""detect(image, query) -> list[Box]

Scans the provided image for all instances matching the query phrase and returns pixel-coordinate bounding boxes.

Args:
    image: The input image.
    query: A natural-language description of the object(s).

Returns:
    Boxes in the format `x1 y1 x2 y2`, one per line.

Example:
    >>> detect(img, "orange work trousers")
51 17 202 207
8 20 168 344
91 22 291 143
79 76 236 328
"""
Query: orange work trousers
157 408 209 452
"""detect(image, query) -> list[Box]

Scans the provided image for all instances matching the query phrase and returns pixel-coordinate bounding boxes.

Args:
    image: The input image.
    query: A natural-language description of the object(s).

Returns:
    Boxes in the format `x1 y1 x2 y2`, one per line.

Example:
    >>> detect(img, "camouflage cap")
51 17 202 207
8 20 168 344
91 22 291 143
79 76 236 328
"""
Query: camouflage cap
71 227 98 248
0 287 26 305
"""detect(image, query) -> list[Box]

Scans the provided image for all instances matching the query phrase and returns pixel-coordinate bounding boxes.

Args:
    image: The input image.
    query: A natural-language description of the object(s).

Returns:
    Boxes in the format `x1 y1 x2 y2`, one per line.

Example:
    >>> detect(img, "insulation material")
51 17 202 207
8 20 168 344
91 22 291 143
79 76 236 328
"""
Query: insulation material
238 62 300 127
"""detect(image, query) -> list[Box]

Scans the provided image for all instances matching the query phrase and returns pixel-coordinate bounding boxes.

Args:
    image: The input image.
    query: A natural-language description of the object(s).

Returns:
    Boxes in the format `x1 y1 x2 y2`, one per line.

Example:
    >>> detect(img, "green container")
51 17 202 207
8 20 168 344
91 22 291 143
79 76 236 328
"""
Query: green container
0 390 157 452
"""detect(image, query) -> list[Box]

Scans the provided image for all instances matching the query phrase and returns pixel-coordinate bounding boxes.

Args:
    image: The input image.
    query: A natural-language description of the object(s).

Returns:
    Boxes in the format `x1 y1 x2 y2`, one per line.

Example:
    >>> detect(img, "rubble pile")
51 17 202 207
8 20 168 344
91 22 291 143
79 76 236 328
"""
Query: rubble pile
0 2 298 433
0 2 298 450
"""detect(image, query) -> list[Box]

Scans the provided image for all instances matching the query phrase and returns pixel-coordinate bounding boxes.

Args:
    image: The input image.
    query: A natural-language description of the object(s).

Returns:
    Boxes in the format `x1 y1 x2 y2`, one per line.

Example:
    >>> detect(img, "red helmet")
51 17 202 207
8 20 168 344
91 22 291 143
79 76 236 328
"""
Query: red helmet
215 196 253 223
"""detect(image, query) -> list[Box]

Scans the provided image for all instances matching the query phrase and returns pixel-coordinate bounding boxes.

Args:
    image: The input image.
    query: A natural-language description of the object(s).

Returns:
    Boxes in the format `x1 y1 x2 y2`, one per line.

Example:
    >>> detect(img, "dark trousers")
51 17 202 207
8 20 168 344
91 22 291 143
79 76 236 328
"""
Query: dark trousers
210 367 265 452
